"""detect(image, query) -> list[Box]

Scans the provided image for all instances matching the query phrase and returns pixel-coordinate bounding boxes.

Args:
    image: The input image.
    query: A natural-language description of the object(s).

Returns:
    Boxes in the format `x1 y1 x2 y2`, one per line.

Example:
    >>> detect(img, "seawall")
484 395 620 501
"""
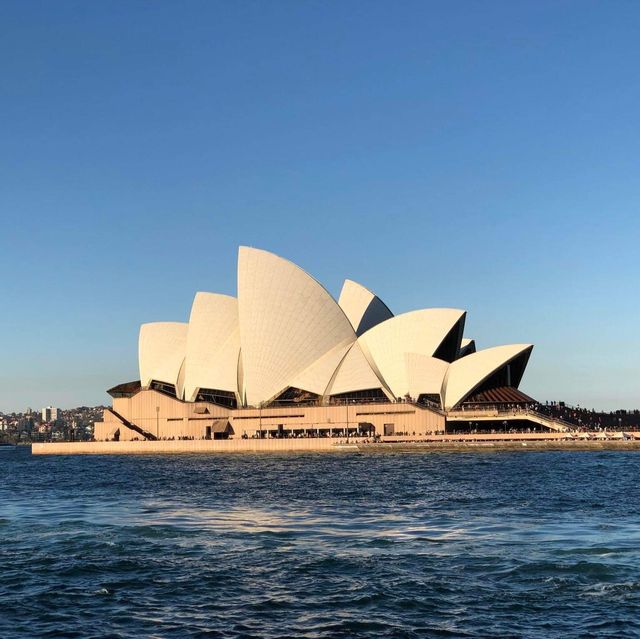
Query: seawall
32 432 640 455
32 438 347 455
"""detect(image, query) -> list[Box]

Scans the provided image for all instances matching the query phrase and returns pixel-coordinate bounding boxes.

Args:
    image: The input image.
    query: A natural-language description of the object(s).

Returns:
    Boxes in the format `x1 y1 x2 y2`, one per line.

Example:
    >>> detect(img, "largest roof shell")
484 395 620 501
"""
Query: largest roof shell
237 247 356 406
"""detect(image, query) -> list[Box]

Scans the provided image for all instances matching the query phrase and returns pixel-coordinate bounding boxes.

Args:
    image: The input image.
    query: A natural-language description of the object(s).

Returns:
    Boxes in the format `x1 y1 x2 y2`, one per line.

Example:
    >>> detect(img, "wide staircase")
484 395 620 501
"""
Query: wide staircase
517 409 574 432
105 407 158 441
446 406 573 432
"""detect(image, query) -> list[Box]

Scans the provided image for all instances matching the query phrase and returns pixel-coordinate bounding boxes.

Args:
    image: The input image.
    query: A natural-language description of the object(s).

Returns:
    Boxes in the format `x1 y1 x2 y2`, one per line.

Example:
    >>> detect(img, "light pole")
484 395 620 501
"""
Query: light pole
345 400 349 443
259 402 263 439
156 406 160 438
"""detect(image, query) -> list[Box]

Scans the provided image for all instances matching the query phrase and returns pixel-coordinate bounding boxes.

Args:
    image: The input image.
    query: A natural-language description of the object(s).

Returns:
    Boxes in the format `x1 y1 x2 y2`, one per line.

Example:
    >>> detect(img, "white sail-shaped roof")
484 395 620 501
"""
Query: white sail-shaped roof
442 344 533 410
139 322 188 392
358 309 465 397
237 247 356 406
129 247 535 411
338 279 393 336
326 342 392 397
289 341 354 396
404 353 449 401
183 292 240 402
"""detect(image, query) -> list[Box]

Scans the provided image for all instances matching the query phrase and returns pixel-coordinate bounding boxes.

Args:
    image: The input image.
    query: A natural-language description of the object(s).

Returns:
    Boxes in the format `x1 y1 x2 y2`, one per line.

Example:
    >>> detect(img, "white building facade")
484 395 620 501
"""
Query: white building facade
95 247 537 442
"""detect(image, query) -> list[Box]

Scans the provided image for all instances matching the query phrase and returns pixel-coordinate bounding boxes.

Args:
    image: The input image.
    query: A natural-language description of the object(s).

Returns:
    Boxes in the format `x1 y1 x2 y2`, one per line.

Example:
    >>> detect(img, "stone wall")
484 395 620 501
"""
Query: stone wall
33 437 346 455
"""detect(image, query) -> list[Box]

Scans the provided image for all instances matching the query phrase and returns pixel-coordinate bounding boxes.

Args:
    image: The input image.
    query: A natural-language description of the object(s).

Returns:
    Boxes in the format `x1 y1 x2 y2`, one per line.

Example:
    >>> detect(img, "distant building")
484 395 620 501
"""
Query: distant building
42 406 58 423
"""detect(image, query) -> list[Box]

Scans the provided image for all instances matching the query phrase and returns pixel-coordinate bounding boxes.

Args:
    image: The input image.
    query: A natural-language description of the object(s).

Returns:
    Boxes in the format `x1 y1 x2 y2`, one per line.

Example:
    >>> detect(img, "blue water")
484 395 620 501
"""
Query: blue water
1 447 640 638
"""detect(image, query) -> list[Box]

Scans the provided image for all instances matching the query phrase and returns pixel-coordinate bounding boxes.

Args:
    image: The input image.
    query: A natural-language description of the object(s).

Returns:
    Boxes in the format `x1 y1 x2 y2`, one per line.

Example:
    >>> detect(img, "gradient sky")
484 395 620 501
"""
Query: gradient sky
1 1 639 413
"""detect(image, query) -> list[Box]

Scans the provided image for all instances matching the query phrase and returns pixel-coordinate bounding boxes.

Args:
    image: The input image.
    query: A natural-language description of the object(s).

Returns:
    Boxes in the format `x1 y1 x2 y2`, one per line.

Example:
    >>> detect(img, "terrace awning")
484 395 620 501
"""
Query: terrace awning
463 386 535 405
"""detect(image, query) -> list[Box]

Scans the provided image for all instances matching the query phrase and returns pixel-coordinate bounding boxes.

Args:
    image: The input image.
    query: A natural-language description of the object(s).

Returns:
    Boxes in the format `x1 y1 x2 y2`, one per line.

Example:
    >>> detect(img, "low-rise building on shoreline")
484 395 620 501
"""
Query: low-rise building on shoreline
96 385 446 441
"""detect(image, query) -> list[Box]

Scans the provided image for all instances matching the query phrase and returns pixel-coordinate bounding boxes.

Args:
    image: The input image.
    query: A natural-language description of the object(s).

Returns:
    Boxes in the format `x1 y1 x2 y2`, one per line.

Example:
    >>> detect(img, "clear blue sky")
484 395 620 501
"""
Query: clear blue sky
1 1 639 413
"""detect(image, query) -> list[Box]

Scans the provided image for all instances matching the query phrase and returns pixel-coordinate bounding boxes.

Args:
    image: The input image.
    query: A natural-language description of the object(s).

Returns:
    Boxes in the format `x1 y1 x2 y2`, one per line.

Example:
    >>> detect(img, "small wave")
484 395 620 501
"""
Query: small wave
4 446 640 638
582 581 640 598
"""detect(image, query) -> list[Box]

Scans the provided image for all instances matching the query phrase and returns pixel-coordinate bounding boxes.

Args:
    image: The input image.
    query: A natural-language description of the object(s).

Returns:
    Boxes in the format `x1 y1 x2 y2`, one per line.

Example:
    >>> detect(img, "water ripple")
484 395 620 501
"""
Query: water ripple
2 448 640 638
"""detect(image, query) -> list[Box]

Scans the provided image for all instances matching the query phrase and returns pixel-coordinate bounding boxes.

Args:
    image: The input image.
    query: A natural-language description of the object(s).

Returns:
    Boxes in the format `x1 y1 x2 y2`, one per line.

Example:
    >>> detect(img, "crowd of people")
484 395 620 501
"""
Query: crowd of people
453 401 639 432
243 429 375 439
534 402 640 431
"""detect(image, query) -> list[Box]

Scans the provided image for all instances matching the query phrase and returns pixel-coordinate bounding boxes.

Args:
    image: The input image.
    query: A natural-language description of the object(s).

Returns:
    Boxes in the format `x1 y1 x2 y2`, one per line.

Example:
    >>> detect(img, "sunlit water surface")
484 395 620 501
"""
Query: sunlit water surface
2 447 640 638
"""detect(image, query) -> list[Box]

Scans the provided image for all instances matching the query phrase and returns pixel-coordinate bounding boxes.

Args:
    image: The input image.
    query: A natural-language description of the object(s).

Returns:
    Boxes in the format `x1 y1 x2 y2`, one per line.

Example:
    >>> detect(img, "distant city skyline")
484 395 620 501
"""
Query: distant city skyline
1 1 639 412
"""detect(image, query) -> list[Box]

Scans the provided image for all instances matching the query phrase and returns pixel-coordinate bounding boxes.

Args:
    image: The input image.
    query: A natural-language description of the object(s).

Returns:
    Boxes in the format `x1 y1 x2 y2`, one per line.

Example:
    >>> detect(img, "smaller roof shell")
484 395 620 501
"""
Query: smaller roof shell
338 279 393 336
289 339 355 396
442 344 533 410
139 322 188 393
183 292 240 402
358 308 466 397
403 353 449 401
325 341 392 397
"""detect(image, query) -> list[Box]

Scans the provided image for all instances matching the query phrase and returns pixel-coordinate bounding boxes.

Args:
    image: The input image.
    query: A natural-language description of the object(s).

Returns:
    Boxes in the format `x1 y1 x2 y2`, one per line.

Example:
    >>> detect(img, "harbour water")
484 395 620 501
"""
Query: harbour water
1 446 640 638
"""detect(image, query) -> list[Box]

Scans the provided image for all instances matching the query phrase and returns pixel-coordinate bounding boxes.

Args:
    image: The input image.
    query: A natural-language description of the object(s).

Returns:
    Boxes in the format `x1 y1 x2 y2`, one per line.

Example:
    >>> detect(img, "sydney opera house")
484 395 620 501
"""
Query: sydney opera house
95 247 546 442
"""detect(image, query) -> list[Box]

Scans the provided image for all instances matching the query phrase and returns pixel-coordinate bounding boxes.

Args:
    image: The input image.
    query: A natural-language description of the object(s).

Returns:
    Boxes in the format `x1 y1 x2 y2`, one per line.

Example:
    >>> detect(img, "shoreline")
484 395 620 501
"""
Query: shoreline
369 440 640 452
31 435 640 455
